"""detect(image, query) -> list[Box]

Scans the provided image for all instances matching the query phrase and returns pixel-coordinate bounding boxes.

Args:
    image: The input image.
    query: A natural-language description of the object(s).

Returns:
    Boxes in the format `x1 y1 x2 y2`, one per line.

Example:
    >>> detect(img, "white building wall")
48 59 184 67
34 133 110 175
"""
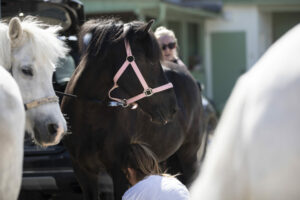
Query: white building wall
258 11 273 58
204 4 272 98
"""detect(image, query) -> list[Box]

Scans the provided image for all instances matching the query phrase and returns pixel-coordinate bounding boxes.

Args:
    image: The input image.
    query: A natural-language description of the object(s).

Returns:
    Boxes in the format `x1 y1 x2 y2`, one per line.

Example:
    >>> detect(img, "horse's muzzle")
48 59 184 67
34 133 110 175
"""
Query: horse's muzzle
33 121 66 147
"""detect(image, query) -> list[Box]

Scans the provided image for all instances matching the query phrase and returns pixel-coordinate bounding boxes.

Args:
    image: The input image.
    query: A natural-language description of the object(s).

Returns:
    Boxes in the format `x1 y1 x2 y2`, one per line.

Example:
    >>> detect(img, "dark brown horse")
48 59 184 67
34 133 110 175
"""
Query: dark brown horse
61 18 205 200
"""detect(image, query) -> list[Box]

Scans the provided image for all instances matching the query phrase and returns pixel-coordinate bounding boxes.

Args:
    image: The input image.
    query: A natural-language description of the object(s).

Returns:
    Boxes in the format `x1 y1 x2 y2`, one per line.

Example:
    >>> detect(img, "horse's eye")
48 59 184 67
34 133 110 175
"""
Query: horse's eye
21 67 33 76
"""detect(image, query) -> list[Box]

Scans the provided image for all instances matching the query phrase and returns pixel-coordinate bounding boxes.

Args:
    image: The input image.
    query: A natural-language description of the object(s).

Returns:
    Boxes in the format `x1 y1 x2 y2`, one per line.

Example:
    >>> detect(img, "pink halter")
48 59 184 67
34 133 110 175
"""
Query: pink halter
108 39 173 107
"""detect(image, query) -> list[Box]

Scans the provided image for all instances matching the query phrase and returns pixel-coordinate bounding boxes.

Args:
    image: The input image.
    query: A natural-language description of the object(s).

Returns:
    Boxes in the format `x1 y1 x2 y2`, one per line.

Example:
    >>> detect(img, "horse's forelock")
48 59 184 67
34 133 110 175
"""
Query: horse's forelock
21 17 69 68
79 19 161 64
79 18 124 58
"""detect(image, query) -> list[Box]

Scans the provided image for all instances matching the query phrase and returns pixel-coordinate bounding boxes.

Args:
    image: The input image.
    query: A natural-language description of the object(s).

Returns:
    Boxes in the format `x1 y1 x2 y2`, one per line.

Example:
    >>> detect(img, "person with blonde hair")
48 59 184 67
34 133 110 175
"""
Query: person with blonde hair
154 26 186 67
121 140 190 200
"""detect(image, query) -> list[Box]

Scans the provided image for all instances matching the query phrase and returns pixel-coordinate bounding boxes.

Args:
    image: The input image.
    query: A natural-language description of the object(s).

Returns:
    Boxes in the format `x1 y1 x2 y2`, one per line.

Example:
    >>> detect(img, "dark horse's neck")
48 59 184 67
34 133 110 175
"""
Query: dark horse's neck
74 56 114 104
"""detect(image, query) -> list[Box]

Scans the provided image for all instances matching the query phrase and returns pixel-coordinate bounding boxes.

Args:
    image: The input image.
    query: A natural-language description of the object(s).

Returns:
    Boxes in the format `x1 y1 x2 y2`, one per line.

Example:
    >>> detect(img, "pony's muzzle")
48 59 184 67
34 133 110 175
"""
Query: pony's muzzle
32 120 66 147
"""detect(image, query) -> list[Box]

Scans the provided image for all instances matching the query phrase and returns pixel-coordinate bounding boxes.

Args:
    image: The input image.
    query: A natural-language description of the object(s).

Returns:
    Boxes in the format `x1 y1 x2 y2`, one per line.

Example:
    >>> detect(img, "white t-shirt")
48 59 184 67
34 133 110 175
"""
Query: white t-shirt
122 175 190 200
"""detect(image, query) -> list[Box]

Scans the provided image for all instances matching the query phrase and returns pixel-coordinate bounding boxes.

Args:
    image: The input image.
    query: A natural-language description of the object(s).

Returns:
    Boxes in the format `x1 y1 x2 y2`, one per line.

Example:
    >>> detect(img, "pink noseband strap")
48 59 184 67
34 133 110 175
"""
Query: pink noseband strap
108 39 173 107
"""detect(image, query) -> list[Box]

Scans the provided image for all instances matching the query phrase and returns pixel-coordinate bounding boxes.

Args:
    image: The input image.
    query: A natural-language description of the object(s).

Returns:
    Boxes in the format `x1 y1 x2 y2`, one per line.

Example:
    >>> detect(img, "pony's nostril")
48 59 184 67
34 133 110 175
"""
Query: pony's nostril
48 123 58 136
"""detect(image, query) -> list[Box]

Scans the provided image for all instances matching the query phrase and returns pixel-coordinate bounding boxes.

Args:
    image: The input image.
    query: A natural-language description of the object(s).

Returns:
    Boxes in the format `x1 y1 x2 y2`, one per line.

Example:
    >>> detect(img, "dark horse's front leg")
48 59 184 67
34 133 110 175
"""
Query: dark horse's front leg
110 166 130 200
72 163 99 200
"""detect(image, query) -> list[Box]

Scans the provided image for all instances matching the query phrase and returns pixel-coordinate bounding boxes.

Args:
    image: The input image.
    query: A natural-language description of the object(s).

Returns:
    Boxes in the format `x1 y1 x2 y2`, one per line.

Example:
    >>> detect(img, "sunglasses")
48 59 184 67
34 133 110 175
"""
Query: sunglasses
161 42 176 50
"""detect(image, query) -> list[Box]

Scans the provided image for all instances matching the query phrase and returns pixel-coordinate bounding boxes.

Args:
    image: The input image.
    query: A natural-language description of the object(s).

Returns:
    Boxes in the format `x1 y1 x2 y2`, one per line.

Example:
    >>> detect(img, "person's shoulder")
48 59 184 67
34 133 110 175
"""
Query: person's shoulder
175 58 187 67
160 176 190 200
161 175 186 188
123 175 190 200
139 175 163 186
122 175 161 200
163 59 188 71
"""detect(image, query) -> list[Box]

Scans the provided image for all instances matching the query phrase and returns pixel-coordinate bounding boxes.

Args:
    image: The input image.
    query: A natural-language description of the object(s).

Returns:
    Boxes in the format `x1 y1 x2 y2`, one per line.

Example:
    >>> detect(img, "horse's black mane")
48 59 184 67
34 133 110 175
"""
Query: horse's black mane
79 18 162 61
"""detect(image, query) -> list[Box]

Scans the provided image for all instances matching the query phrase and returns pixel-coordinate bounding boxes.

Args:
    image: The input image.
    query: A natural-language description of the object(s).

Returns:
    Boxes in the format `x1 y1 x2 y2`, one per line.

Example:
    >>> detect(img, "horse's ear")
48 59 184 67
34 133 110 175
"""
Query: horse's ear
143 19 155 33
136 19 155 39
8 17 23 46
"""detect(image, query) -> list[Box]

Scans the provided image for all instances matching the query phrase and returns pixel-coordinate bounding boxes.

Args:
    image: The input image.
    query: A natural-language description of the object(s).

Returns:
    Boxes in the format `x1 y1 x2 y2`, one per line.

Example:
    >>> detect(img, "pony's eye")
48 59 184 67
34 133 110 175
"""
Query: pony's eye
21 67 33 76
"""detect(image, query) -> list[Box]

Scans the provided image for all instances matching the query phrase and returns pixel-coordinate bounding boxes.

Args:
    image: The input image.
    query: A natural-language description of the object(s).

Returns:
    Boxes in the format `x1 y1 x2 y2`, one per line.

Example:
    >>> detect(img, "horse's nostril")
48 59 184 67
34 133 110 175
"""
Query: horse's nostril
48 123 58 136
172 107 178 117
173 107 178 114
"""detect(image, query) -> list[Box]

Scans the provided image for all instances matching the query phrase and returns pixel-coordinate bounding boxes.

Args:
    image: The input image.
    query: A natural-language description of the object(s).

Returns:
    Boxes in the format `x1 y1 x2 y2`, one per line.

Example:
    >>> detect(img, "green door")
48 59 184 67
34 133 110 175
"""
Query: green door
211 31 246 112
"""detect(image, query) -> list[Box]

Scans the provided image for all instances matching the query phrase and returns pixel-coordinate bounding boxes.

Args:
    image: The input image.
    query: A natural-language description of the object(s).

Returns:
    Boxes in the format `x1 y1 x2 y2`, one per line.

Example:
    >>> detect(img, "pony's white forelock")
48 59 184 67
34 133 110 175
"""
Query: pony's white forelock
21 17 69 68
0 17 69 71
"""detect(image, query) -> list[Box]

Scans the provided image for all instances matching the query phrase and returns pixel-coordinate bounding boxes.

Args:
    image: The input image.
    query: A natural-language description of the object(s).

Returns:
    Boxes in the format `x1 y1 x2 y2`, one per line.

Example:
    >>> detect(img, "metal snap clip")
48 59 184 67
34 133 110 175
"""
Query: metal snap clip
122 99 129 108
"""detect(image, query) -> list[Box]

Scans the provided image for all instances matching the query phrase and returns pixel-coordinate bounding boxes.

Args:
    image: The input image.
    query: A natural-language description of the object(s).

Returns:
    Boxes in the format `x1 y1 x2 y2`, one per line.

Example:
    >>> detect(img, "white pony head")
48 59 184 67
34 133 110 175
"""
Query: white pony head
0 17 69 147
